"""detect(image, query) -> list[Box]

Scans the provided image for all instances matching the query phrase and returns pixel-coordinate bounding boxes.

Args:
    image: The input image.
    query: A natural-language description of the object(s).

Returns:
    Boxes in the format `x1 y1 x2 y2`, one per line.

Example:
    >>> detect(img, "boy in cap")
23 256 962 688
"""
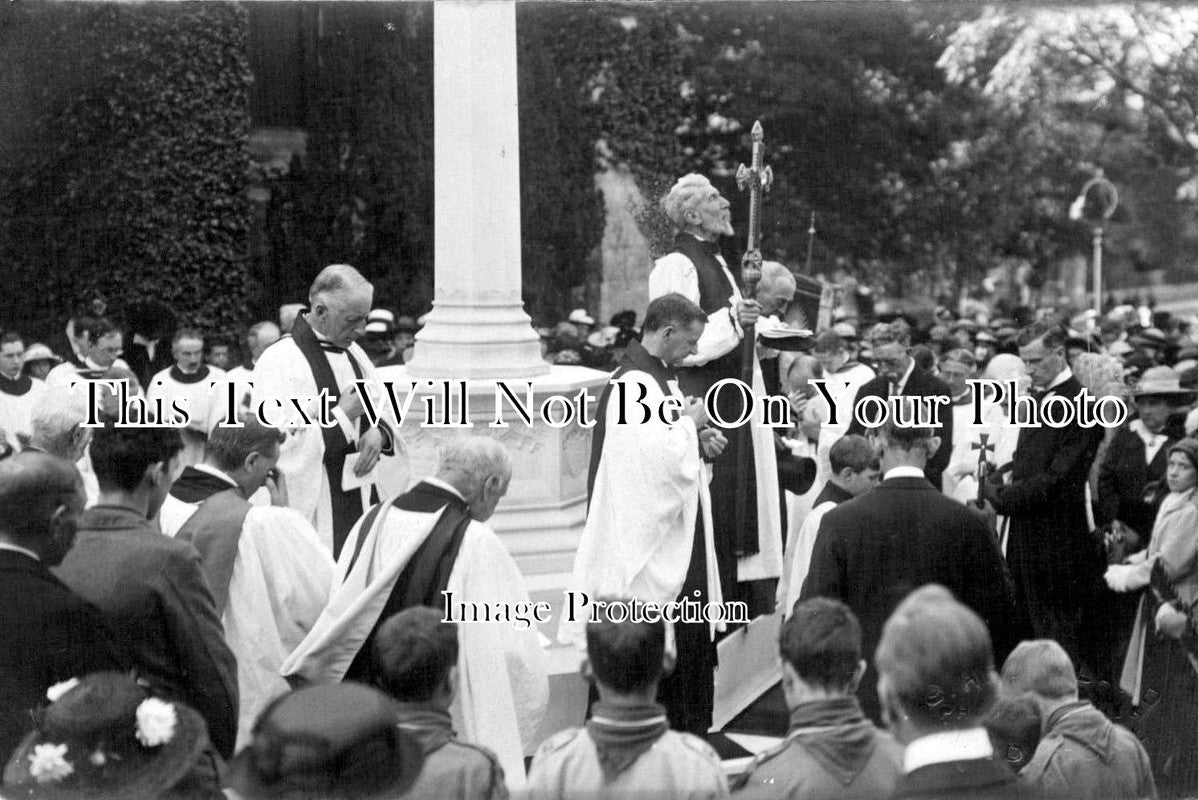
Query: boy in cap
1001 639 1155 800
526 602 728 799
372 607 507 800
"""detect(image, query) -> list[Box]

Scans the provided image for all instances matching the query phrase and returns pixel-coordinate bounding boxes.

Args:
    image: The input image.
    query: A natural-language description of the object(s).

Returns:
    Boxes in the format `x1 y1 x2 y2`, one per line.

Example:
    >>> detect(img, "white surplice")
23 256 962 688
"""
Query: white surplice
280 494 549 790
559 368 723 650
780 499 835 620
175 502 334 748
0 376 48 451
649 252 783 582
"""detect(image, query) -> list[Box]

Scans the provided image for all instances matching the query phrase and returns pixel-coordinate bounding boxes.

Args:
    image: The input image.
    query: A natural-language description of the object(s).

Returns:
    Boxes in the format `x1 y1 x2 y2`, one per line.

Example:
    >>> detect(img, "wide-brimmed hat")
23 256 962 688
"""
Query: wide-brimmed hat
225 684 423 800
22 343 62 366
1133 366 1197 399
3 672 208 800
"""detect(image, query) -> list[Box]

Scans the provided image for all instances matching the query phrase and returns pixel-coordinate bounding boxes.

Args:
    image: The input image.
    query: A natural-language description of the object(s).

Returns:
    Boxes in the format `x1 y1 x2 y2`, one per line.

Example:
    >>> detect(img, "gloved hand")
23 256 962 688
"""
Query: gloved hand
1105 564 1142 593
1156 603 1189 639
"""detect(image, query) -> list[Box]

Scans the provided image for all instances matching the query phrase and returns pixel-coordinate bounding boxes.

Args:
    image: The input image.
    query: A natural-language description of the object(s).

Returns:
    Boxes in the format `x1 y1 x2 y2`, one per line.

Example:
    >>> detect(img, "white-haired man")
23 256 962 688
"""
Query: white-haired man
251 265 396 558
28 392 100 505
282 436 548 790
648 172 782 615
219 320 282 419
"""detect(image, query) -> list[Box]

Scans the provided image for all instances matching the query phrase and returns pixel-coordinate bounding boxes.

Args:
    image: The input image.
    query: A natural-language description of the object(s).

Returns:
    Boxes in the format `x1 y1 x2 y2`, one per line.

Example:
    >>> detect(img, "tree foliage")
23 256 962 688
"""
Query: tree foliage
0 1 251 339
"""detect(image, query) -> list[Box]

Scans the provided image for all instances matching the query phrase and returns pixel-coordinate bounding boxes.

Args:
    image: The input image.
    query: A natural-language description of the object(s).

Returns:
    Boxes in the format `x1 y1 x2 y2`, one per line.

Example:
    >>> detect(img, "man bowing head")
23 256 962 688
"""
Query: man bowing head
251 264 395 558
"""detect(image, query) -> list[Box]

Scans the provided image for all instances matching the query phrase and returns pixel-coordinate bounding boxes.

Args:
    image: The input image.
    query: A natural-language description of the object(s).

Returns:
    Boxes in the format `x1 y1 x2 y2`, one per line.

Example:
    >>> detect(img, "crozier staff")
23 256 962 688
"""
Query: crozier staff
648 173 782 615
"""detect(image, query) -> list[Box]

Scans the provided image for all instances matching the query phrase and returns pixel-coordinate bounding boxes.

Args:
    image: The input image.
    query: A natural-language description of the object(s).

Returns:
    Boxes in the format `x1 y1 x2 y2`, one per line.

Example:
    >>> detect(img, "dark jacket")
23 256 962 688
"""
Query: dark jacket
847 365 954 489
53 506 239 758
736 697 902 799
801 475 1023 722
395 703 506 800
893 755 1033 800
1022 701 1156 800
991 376 1104 659
1096 425 1176 543
0 550 125 763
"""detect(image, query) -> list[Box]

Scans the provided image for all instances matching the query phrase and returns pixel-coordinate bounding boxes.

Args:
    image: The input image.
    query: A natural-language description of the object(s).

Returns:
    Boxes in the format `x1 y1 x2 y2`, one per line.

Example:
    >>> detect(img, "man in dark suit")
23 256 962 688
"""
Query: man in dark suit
982 322 1104 669
801 419 1020 722
877 585 1032 800
0 451 125 763
54 423 239 758
847 322 953 489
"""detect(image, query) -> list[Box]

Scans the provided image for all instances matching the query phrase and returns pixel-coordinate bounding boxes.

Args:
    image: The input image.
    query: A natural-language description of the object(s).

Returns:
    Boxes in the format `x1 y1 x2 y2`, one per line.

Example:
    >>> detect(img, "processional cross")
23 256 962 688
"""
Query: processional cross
971 433 995 504
732 121 774 557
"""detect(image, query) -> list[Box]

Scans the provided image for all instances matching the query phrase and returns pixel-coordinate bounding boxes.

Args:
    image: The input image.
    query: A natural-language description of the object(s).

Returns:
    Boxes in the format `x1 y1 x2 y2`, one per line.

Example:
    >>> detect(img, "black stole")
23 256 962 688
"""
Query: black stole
670 233 760 560
342 481 472 684
586 339 679 506
176 488 252 614
289 312 369 559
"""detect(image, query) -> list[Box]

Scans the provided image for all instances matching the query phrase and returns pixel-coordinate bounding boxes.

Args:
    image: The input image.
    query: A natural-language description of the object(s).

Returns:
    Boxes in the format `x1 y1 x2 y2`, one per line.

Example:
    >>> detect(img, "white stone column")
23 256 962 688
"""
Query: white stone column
376 0 604 765
405 0 548 379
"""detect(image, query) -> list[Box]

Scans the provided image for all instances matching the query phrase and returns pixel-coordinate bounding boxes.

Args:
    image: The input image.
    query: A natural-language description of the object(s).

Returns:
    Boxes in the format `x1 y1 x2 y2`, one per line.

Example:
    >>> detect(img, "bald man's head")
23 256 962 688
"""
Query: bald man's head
758 262 797 317
0 451 84 565
308 265 374 347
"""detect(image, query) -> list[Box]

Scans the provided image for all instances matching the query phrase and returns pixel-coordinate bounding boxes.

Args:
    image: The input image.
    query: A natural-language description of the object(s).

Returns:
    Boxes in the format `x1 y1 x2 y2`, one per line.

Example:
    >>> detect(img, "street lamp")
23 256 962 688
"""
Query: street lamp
1069 170 1119 312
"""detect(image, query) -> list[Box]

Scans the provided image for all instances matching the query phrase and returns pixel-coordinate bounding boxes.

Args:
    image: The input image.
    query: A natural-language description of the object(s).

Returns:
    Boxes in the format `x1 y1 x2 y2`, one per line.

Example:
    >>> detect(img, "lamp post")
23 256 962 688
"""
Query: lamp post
1068 171 1119 312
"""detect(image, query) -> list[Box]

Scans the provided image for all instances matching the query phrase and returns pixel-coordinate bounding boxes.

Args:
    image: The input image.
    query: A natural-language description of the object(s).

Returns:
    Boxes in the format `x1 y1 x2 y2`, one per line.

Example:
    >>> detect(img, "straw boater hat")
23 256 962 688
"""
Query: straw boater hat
1132 366 1198 400
225 684 423 800
3 672 208 800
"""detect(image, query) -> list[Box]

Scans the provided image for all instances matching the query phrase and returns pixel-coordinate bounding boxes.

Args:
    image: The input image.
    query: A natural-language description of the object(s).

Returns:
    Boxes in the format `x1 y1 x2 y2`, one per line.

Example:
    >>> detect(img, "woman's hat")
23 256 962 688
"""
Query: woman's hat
21 344 62 366
1132 366 1197 399
225 684 424 800
1169 438 1198 469
2 672 208 800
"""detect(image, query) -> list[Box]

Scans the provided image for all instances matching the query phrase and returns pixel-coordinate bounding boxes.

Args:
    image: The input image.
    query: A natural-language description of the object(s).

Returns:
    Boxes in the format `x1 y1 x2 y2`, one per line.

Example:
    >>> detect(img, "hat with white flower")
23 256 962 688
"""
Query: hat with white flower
2 672 207 800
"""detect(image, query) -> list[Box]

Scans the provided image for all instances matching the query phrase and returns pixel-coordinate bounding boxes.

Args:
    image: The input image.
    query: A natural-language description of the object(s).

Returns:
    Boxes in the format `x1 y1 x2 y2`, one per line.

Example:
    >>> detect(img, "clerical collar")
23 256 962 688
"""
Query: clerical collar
422 476 466 503
891 358 916 395
193 463 239 488
882 466 925 481
903 727 993 773
1047 367 1073 392
952 390 971 405
169 365 210 385
0 541 40 562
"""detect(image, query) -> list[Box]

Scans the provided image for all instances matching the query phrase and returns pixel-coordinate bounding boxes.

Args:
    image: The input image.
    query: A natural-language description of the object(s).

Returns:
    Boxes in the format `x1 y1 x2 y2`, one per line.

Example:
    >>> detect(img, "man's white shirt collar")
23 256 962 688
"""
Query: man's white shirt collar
422 476 467 504
903 727 993 773
882 466 925 481
0 541 40 562
194 463 239 488
892 359 916 395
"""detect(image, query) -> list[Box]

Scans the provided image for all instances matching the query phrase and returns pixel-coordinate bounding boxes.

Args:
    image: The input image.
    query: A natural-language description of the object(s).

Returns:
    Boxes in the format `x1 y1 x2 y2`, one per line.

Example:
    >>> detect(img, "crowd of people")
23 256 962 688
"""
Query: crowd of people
2 167 1198 800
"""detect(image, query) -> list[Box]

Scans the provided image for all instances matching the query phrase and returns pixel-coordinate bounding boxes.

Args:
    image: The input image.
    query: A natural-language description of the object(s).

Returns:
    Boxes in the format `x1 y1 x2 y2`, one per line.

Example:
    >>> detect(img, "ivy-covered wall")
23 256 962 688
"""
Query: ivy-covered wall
0 1 251 340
